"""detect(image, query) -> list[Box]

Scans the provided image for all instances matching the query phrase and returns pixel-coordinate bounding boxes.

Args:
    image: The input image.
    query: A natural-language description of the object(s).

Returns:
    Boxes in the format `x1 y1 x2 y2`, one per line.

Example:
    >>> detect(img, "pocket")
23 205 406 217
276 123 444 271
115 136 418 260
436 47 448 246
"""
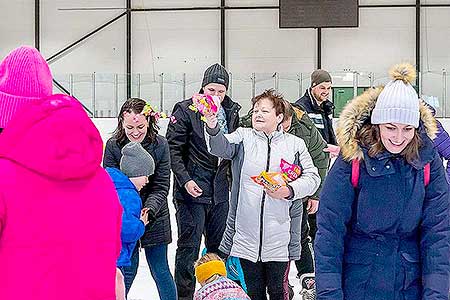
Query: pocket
343 250 376 299
401 252 421 298
189 164 214 198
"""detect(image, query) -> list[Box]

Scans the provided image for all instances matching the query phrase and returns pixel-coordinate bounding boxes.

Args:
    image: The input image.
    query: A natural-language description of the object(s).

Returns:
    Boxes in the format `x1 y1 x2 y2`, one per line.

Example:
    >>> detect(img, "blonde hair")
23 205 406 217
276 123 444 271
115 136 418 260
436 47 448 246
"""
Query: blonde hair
194 253 226 285
194 253 223 269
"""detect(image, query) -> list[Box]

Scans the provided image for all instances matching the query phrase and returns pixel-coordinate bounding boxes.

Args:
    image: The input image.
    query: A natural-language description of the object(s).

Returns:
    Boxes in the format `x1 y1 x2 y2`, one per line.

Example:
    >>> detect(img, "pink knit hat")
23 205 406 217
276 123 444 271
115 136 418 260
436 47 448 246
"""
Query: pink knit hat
0 46 53 129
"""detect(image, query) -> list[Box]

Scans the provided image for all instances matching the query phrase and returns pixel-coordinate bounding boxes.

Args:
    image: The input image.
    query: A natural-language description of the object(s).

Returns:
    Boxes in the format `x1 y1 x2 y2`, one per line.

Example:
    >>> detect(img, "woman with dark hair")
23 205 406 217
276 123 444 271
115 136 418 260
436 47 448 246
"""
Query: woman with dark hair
104 98 176 300
315 64 450 300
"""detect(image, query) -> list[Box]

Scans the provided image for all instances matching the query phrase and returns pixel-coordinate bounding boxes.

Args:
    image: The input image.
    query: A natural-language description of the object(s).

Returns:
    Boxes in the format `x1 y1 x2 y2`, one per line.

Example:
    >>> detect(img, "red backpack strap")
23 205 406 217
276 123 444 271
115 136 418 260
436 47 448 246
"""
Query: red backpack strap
351 159 360 188
424 163 430 187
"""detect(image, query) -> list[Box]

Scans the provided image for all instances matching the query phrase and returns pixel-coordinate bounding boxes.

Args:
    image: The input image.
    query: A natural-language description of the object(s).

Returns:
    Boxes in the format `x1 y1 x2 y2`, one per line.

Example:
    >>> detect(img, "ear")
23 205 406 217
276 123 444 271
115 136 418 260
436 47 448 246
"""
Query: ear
276 113 284 124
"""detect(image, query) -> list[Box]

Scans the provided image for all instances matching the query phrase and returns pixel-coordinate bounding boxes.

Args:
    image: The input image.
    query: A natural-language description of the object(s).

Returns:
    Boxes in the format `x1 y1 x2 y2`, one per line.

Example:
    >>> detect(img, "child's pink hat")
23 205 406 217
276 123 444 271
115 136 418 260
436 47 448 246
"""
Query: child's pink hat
0 46 53 128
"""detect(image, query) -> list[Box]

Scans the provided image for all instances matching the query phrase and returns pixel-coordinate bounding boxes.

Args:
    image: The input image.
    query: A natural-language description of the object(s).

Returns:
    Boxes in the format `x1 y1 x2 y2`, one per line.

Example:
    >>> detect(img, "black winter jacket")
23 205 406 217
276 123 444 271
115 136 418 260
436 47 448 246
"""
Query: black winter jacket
166 95 241 205
103 135 172 247
296 89 337 145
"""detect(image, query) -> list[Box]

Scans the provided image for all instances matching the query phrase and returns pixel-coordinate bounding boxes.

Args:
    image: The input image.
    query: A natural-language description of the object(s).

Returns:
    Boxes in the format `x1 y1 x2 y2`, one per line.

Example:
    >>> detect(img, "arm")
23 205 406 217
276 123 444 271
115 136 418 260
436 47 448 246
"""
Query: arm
0 193 5 236
288 139 321 200
121 210 145 243
141 139 170 224
420 152 450 300
304 121 330 198
315 156 356 300
433 120 450 181
103 139 120 169
204 124 244 160
166 103 192 188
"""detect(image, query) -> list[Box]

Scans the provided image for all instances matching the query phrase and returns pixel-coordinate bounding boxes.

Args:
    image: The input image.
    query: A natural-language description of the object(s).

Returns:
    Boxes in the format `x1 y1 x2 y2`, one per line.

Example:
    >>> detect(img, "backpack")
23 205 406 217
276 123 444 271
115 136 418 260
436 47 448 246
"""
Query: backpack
351 159 430 188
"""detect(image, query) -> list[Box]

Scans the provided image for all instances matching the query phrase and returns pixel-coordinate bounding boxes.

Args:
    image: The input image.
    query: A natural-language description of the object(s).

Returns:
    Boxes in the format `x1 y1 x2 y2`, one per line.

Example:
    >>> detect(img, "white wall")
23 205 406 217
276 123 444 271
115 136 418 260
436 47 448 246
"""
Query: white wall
2 1 450 114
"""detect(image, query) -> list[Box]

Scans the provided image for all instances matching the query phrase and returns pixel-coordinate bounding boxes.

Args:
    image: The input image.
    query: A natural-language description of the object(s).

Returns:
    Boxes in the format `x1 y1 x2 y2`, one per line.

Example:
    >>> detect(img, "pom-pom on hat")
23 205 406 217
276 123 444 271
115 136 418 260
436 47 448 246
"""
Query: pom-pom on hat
371 63 420 128
120 142 155 178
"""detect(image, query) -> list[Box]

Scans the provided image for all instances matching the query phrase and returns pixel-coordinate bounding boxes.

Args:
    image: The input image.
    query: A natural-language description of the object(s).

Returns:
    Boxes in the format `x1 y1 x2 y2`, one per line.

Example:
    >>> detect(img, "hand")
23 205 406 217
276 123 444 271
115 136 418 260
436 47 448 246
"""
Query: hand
115 268 125 300
140 208 150 226
307 198 319 214
324 144 340 158
204 111 218 129
184 180 203 197
266 186 291 200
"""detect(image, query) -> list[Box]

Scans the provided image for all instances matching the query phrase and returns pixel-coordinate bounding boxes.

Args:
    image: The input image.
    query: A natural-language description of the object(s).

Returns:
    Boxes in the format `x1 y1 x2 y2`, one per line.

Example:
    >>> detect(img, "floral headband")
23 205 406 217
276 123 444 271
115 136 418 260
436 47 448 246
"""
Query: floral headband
129 102 176 124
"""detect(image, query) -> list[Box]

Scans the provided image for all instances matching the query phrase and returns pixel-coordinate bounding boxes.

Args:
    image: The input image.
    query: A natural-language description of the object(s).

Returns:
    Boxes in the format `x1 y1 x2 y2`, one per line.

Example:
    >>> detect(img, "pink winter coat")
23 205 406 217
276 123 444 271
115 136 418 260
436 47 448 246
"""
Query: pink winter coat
0 95 123 300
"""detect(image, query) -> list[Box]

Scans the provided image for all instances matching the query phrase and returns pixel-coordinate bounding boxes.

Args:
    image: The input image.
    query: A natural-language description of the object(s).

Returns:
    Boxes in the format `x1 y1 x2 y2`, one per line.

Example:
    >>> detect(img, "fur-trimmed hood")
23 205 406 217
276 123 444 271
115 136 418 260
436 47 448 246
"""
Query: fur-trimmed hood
337 86 437 161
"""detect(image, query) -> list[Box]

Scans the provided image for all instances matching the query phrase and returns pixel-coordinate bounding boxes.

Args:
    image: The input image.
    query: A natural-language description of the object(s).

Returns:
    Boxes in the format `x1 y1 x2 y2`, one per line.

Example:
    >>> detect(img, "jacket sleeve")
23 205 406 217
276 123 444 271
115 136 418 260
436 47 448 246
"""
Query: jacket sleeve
315 156 356 300
166 103 192 188
103 138 120 169
121 210 145 243
142 139 170 222
433 120 450 180
420 152 450 299
301 116 330 198
204 125 244 160
0 193 5 236
288 138 321 200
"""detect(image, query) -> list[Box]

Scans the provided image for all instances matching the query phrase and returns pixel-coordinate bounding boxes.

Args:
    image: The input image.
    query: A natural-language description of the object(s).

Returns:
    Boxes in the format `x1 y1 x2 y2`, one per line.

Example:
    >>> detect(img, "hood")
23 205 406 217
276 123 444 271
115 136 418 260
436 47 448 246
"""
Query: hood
106 167 136 190
0 94 104 180
337 86 437 161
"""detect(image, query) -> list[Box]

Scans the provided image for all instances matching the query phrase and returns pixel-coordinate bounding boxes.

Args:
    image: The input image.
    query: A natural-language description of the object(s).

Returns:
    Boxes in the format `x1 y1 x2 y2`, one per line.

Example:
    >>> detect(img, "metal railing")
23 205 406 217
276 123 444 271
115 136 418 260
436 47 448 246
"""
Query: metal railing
53 70 450 118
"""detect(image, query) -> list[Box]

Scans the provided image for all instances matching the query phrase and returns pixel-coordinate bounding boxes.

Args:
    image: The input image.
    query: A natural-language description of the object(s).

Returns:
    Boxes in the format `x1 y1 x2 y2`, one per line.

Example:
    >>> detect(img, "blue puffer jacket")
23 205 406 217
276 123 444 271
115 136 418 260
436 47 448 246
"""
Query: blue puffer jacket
106 167 145 267
315 87 450 300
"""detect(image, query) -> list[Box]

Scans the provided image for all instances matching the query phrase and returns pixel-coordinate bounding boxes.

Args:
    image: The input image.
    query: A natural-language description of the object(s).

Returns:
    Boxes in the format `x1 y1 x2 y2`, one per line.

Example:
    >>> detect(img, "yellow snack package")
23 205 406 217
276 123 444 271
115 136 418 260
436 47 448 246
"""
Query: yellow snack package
251 171 286 192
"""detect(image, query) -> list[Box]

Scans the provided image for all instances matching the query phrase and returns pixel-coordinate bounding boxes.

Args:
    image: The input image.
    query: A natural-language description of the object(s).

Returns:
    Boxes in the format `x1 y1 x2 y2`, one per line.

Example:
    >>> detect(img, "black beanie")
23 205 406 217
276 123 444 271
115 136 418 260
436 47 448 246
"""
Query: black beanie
201 63 229 89
120 142 155 178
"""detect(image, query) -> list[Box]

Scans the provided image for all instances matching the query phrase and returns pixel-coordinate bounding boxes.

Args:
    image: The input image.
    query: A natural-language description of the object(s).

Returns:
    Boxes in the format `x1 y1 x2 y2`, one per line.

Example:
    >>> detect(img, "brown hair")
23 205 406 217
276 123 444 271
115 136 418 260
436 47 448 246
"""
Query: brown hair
282 100 294 122
252 89 286 117
194 253 223 269
356 123 422 164
112 98 159 146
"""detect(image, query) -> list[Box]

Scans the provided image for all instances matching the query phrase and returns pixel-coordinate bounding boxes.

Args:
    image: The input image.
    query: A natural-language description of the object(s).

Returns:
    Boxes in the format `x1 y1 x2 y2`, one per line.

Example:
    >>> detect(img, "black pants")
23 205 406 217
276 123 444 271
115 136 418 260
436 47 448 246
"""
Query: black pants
240 259 289 300
294 204 315 277
174 200 229 300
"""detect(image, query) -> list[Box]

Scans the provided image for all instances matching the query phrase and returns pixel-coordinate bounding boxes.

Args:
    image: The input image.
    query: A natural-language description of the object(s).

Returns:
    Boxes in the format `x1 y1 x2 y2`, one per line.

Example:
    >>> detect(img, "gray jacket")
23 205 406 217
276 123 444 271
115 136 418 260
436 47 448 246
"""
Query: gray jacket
205 126 320 263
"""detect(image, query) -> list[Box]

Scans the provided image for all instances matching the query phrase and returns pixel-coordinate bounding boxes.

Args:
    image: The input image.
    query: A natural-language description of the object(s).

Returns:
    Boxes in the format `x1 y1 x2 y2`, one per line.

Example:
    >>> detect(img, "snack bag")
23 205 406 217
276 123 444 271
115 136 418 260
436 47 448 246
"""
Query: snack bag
251 171 286 192
189 93 219 122
280 159 302 182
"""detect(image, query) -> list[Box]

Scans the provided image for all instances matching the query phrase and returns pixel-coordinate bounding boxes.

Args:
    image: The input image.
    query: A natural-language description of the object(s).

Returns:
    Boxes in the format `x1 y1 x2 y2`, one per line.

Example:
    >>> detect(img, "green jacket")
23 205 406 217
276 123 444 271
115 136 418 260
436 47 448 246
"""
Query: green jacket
239 104 329 198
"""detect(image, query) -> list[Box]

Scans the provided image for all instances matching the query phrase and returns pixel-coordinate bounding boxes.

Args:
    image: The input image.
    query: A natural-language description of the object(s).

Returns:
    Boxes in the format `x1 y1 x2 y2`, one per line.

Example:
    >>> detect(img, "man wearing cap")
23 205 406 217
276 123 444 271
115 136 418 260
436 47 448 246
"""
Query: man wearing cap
296 69 336 146
166 63 241 300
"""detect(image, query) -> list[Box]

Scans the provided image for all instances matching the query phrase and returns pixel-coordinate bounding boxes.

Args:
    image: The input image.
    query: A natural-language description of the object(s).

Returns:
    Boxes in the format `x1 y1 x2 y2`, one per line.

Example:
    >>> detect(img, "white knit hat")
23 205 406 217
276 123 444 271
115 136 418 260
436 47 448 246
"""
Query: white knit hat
371 63 420 128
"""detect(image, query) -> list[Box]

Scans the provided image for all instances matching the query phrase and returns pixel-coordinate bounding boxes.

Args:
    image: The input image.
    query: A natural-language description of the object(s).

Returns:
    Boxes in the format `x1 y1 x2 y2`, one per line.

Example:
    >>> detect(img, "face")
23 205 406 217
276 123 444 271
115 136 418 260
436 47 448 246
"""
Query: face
379 123 415 154
123 112 149 143
311 82 332 104
130 176 149 191
203 83 227 102
252 98 283 135
282 115 292 132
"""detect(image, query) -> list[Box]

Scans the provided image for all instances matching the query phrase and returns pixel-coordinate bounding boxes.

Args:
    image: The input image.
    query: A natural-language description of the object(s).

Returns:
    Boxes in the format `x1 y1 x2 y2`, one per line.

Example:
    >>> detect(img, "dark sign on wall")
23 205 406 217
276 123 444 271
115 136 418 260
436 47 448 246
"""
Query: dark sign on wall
279 0 359 28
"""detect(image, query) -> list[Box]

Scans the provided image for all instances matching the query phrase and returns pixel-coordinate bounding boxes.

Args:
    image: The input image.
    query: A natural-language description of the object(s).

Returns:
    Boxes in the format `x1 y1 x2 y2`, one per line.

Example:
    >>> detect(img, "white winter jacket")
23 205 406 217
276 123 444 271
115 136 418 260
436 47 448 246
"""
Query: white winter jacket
205 126 320 263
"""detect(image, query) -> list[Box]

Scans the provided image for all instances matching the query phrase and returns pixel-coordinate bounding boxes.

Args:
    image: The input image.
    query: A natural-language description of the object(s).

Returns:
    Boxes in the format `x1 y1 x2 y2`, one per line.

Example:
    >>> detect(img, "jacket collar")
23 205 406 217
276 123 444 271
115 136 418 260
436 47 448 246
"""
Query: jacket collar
253 128 284 142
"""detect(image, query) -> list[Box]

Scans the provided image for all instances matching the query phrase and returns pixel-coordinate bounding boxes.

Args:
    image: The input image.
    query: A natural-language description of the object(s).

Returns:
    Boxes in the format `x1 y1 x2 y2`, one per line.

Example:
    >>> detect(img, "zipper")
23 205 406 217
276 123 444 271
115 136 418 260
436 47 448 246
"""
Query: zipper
258 135 272 261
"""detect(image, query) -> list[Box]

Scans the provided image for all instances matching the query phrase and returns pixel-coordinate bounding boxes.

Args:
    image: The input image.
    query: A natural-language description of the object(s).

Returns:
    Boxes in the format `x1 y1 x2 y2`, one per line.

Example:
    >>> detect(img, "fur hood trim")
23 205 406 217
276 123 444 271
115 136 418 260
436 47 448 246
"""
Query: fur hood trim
337 86 437 161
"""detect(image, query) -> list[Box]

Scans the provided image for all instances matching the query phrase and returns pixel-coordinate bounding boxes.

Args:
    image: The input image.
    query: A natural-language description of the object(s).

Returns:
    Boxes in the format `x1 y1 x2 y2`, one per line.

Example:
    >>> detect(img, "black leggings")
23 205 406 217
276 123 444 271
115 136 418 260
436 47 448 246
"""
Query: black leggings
240 259 290 300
